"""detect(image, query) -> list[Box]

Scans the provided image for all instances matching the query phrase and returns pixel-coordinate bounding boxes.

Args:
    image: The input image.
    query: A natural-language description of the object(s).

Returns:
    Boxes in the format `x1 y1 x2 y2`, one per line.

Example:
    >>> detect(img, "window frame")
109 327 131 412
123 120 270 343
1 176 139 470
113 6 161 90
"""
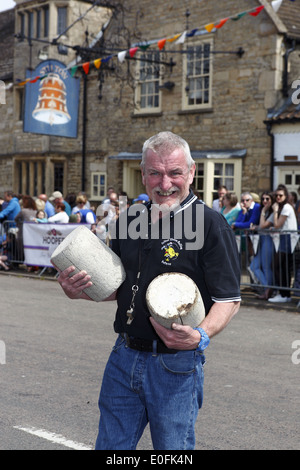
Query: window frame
134 50 162 114
192 159 242 207
182 37 213 111
91 172 107 201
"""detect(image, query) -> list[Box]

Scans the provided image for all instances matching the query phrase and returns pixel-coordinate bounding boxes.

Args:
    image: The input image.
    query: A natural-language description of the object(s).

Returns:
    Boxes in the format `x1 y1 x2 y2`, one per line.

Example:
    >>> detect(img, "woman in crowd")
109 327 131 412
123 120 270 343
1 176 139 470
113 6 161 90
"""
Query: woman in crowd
268 184 298 303
249 191 275 300
220 192 240 226
14 195 37 262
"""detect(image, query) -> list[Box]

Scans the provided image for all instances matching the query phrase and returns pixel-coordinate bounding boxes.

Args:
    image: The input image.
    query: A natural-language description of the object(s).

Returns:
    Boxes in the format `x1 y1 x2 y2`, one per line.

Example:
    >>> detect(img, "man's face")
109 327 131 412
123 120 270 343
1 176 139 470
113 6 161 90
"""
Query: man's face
218 188 227 199
141 148 195 208
241 195 253 210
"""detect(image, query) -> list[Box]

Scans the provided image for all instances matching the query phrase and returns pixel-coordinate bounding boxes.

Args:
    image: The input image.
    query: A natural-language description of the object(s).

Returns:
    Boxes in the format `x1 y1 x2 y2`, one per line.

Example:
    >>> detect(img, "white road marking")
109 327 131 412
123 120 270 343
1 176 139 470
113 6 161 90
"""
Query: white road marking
14 426 92 450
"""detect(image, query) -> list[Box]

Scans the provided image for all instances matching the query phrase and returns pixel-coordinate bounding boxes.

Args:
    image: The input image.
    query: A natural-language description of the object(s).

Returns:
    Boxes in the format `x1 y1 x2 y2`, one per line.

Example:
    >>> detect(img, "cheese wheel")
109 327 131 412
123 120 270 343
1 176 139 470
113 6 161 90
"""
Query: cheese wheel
50 225 125 302
146 272 205 329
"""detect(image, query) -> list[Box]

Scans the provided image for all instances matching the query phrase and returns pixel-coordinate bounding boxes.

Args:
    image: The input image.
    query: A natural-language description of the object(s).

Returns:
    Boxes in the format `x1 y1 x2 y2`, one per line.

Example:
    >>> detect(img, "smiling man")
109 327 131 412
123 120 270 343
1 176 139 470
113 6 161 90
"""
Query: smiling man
57 131 241 450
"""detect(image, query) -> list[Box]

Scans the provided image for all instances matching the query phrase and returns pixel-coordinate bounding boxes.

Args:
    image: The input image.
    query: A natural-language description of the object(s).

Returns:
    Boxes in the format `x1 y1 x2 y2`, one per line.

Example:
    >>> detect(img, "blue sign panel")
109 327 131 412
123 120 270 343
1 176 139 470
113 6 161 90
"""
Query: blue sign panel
24 60 80 138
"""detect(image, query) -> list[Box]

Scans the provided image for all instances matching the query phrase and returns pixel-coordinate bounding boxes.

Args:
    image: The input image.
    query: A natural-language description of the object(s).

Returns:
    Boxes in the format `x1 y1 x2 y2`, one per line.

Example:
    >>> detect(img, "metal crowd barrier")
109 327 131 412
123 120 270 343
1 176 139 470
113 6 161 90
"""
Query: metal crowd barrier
0 220 55 276
1 219 300 299
237 228 300 298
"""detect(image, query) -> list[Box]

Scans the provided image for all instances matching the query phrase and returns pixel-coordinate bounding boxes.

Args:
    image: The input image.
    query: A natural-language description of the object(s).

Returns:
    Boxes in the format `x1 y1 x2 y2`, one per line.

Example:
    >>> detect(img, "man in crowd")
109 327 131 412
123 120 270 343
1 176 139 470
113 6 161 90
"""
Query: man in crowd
56 131 241 450
232 191 261 229
0 191 21 226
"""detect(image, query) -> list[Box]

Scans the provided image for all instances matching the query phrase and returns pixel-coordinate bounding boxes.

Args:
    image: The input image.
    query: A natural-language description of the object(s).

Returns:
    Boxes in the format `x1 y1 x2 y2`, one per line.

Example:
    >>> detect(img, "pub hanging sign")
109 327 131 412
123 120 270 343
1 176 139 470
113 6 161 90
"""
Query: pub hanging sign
24 60 80 138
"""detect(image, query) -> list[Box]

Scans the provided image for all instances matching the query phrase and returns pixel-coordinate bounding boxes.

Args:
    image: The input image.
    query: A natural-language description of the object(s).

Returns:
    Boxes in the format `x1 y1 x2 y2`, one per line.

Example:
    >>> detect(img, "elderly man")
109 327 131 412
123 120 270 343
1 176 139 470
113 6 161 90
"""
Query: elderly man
232 191 261 229
56 131 241 450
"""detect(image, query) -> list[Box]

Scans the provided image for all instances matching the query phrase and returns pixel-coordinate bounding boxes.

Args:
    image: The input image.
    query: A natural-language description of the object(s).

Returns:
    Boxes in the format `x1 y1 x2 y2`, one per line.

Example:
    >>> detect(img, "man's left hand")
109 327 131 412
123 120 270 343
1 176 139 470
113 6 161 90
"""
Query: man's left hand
149 317 200 350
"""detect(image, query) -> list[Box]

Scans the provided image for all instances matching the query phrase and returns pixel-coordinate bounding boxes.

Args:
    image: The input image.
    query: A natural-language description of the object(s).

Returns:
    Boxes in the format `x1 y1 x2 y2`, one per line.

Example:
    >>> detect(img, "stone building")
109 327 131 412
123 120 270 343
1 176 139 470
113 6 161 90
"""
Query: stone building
1 0 300 207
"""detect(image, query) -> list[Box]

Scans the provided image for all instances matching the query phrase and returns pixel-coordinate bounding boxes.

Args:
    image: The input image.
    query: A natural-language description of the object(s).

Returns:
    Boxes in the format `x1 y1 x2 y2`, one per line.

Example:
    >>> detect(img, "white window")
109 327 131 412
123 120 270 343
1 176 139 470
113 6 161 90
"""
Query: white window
193 159 242 207
182 38 213 110
135 51 161 113
91 172 107 201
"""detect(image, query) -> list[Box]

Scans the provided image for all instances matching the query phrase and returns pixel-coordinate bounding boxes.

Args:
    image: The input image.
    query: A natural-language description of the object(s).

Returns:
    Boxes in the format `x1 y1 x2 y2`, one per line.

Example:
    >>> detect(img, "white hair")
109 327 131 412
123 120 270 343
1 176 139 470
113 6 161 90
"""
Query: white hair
141 131 195 169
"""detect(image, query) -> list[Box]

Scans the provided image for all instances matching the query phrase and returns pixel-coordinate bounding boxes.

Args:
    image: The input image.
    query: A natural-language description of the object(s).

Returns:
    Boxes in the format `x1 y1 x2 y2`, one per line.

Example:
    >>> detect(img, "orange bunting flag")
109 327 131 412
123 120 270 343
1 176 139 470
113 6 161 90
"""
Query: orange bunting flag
94 58 101 69
157 38 167 50
167 33 181 43
82 62 90 74
204 23 215 33
129 47 138 58
248 5 264 16
215 18 229 29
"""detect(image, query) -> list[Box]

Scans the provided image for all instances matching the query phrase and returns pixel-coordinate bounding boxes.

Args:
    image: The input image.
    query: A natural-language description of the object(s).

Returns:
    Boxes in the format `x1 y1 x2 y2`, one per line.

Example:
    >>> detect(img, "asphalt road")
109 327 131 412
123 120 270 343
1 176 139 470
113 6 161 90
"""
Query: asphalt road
0 274 299 450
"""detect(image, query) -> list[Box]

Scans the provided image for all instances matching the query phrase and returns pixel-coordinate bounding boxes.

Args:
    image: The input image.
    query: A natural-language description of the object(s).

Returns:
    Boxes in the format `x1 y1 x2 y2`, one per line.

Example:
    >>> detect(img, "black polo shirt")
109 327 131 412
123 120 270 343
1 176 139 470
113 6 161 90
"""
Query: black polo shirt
111 191 241 341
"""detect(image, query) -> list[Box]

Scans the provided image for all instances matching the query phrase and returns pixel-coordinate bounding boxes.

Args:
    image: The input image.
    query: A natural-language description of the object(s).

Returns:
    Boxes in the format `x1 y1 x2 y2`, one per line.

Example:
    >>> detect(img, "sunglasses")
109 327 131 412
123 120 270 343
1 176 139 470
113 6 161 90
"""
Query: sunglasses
276 193 284 198
241 198 251 202
262 197 270 201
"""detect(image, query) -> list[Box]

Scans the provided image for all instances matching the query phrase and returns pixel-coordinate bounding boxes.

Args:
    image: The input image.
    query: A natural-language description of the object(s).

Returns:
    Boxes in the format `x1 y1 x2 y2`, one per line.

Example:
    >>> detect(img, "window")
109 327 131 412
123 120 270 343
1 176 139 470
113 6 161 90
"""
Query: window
193 162 204 201
54 162 64 193
27 11 34 39
182 39 213 110
15 159 46 196
15 87 24 121
18 12 25 40
43 6 49 37
192 159 241 207
36 9 41 38
91 172 107 201
135 51 161 113
57 6 67 36
213 162 235 193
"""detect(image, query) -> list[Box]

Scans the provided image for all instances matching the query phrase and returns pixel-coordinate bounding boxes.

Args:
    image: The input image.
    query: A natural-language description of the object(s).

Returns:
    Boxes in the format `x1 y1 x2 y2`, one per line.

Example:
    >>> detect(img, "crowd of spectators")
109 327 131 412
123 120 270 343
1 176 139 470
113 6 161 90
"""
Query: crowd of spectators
1 184 300 303
212 184 299 303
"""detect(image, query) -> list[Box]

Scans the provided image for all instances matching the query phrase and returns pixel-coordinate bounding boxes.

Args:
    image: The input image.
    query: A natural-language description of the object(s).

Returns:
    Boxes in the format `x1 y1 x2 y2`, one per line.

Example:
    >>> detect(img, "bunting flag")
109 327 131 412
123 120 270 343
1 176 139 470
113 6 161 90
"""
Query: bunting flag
16 4 270 85
157 38 167 50
215 18 229 29
94 58 102 69
129 47 138 58
248 6 265 17
82 62 90 75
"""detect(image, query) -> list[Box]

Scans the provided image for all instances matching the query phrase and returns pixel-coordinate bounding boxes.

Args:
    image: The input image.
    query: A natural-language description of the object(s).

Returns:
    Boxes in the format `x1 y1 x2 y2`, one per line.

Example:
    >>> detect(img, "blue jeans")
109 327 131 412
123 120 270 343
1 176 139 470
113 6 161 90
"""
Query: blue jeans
95 335 205 450
250 235 274 286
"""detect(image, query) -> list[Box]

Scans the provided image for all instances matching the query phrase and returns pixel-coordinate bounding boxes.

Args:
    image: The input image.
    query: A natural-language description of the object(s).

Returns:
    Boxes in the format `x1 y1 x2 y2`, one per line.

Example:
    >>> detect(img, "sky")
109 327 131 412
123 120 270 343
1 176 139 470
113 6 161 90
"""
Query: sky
0 0 16 13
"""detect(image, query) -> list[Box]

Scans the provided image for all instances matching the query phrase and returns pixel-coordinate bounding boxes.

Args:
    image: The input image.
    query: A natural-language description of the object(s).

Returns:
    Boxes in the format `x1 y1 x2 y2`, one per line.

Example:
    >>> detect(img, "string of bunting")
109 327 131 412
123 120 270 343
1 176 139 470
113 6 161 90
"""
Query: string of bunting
15 2 293 86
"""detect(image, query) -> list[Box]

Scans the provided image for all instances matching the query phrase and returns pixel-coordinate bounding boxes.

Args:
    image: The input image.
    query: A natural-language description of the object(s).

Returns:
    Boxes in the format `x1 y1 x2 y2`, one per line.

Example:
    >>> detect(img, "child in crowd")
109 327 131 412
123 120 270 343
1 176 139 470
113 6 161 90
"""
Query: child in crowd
34 210 48 223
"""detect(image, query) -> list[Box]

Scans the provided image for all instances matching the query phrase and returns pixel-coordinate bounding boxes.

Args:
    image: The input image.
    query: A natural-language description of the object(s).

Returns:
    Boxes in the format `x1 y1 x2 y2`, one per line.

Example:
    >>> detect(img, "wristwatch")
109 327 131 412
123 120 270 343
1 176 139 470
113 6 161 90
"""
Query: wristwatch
194 327 210 352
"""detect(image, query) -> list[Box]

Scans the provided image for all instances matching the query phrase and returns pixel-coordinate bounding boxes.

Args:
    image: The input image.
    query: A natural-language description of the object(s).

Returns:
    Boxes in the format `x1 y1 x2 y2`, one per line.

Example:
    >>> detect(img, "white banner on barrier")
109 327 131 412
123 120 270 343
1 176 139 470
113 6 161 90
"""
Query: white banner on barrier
23 222 88 267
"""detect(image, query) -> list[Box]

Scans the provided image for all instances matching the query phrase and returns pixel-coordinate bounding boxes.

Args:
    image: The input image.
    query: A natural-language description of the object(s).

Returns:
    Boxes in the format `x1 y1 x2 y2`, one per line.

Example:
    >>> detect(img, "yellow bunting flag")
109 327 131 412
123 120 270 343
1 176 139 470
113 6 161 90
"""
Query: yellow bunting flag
204 23 215 33
94 58 102 69
167 33 181 43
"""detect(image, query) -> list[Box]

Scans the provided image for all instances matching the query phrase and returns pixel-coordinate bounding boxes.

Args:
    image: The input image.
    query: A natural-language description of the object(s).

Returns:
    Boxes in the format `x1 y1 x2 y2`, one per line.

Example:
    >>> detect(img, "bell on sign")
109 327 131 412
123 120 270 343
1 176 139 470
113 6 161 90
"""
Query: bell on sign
32 73 71 126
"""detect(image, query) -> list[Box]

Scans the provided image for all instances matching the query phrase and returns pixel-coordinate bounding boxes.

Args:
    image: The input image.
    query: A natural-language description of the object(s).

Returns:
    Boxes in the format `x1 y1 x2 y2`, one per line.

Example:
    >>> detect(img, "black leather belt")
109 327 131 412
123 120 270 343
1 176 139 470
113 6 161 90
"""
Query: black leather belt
121 333 179 354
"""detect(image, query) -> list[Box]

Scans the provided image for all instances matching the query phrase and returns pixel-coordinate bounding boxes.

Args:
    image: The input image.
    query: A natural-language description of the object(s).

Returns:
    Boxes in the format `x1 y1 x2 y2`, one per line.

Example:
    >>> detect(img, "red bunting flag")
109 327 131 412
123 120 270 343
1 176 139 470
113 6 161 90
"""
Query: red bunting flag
248 5 264 16
30 76 40 83
129 47 138 57
82 62 90 74
158 38 167 50
215 18 229 29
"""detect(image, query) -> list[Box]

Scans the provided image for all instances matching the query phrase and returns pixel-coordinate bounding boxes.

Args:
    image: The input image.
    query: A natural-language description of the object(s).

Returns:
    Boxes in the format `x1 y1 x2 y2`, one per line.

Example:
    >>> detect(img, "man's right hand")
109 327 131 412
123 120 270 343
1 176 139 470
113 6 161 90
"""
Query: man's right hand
57 265 93 300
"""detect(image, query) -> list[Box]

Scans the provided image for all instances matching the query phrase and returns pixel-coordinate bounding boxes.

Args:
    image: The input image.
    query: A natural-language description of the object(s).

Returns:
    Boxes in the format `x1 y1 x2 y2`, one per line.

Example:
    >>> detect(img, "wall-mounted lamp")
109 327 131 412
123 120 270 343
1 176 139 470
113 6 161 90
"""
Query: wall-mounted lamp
38 47 49 61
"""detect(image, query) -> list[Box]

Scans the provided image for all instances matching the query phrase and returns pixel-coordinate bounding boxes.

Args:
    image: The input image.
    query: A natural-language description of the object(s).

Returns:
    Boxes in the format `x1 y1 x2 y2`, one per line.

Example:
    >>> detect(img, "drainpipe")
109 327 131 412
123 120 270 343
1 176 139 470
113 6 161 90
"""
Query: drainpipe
266 122 274 190
81 73 87 191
